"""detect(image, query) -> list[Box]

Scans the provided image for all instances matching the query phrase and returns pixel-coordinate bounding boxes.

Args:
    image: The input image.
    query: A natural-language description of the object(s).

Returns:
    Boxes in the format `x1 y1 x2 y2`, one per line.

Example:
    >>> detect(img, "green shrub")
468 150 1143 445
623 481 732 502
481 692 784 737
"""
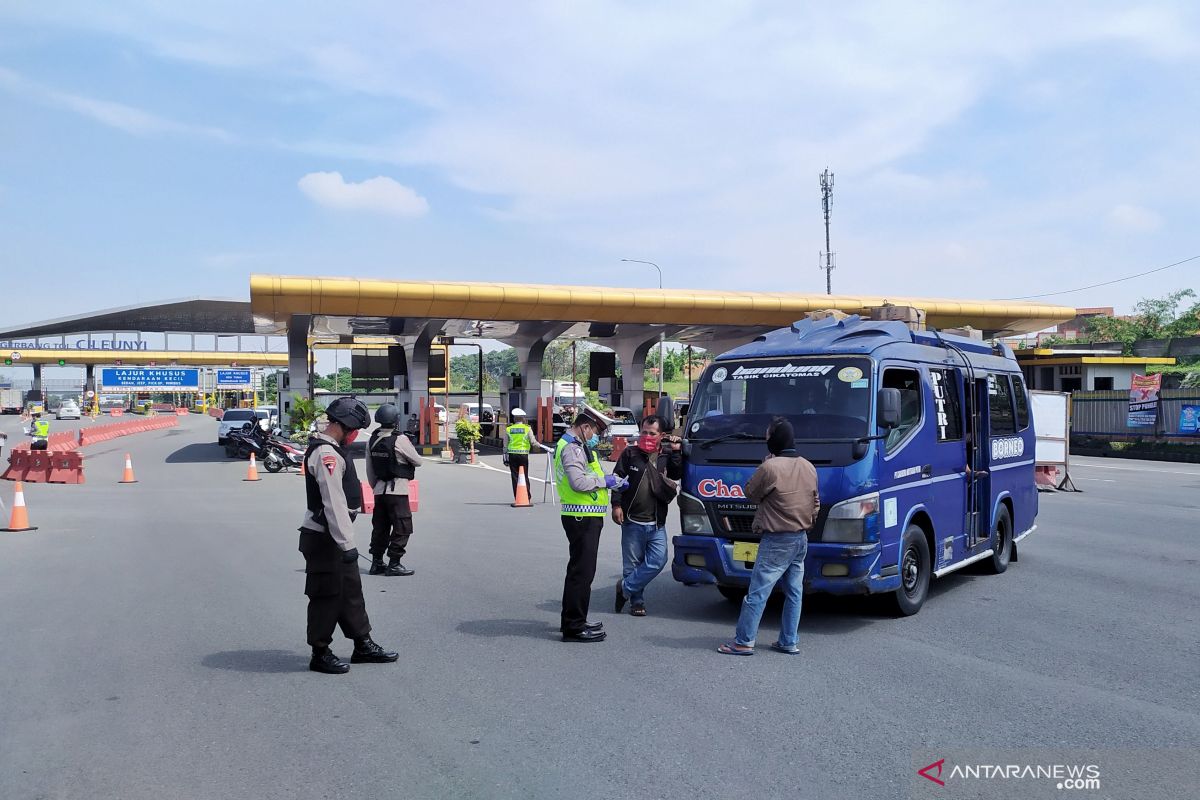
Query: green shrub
455 417 482 447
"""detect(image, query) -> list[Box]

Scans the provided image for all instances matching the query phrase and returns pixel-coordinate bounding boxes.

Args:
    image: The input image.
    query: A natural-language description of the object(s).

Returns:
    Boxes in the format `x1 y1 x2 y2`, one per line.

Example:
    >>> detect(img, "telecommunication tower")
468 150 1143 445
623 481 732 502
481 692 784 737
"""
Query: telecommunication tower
819 168 835 295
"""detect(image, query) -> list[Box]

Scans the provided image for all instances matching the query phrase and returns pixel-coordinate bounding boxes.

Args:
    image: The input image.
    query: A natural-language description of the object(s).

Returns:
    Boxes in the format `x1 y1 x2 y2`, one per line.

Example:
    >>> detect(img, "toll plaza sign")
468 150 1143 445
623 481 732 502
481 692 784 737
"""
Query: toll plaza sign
100 368 200 391
216 369 252 388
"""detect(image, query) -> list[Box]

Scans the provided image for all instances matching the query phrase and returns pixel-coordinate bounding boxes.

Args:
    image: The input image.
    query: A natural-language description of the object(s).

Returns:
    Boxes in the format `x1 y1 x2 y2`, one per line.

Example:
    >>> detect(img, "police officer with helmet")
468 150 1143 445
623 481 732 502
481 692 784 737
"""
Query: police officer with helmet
554 405 627 642
366 403 422 576
299 397 398 674
503 407 550 502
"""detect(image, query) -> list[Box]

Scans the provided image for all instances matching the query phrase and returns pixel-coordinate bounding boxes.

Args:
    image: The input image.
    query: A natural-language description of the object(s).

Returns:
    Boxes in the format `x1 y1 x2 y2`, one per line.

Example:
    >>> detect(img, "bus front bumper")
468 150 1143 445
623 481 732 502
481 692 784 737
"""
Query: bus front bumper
671 535 899 595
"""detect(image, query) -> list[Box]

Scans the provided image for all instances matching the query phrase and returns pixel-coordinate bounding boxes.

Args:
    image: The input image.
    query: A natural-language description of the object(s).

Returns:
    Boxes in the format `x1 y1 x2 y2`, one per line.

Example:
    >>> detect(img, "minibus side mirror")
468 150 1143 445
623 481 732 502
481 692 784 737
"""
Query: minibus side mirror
877 388 902 430
656 396 675 432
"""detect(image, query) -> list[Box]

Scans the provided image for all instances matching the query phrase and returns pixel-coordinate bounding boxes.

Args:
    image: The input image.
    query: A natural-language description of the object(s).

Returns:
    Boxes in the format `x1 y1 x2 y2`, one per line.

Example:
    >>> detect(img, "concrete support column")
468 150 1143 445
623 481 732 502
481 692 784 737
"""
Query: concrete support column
84 364 96 408
281 314 311 424
396 320 445 418
611 336 659 410
505 323 573 416
27 363 44 406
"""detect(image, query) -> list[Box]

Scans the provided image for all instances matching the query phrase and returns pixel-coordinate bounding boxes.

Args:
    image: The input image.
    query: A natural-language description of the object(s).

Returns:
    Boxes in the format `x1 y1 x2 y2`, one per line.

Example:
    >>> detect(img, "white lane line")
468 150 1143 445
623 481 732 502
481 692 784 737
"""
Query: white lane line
1071 461 1200 477
465 461 550 484
1075 477 1116 482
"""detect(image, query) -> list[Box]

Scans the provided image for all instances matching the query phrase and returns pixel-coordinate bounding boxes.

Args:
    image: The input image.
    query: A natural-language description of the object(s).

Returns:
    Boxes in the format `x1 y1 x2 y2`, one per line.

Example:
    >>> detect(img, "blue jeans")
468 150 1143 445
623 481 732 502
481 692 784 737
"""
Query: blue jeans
620 520 668 605
734 531 808 649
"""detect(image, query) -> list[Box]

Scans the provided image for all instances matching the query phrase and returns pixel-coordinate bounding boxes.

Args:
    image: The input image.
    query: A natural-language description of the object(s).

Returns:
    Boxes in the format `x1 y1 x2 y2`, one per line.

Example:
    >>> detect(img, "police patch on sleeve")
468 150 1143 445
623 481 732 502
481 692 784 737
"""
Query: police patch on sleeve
322 454 337 475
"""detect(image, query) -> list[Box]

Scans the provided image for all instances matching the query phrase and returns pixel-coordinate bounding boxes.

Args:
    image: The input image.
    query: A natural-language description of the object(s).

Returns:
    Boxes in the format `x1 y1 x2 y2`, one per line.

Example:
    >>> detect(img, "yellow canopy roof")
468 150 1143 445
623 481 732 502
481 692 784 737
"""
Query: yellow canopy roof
250 275 1074 337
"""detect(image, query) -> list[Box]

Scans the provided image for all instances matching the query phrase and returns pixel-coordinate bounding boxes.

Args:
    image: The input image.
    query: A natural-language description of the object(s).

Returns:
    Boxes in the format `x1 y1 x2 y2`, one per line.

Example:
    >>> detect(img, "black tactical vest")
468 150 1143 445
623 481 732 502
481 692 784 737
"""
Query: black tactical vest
368 429 415 481
305 438 363 525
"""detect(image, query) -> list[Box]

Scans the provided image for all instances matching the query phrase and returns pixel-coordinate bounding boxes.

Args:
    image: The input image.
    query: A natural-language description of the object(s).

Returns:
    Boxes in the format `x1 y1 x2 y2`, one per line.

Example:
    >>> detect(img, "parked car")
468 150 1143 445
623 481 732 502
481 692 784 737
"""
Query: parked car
216 408 272 445
607 406 639 444
56 400 82 420
463 402 495 436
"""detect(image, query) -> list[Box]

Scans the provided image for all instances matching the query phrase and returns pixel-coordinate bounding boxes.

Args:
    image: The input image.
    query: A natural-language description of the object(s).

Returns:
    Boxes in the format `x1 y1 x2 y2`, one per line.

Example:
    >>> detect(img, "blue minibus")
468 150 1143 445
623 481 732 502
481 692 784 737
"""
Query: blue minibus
671 312 1038 614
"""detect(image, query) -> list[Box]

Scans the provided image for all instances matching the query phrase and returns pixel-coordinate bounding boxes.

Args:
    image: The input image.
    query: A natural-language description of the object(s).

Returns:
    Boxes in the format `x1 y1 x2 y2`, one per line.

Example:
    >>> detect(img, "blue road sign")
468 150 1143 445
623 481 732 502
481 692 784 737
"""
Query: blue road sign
216 369 253 387
100 368 200 391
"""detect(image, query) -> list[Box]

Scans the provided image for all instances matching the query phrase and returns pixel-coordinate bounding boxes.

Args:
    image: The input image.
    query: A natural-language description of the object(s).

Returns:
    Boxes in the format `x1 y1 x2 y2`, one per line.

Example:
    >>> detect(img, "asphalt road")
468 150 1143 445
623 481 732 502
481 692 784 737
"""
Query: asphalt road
1 416 1197 799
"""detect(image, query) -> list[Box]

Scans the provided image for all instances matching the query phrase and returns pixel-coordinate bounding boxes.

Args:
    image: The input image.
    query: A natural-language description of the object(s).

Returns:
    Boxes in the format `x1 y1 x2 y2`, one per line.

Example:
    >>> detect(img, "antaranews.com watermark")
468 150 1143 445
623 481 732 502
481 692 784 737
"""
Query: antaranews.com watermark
910 749 1196 799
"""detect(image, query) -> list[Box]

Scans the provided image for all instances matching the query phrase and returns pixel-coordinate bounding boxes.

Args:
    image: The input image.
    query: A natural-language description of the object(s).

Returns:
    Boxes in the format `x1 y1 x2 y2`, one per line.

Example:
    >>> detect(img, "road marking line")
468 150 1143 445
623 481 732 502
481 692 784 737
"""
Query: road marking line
1072 461 1200 477
466 461 549 484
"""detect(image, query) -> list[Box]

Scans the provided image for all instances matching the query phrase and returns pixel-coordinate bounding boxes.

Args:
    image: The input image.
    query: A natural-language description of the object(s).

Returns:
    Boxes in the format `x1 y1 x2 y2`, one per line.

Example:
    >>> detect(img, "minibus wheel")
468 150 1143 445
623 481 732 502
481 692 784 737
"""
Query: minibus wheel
985 506 1012 574
889 525 930 616
718 585 747 603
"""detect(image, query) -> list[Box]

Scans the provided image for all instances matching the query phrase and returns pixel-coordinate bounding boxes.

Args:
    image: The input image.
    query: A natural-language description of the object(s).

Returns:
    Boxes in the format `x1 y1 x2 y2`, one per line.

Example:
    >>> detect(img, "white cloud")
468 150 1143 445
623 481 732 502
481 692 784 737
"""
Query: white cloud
297 171 428 218
1108 204 1163 233
0 66 232 140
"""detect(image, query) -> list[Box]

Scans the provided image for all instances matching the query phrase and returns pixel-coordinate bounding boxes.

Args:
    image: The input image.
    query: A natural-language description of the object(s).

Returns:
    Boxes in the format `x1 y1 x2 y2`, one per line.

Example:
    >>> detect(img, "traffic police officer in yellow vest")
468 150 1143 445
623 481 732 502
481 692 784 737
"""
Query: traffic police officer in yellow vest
554 405 627 642
299 397 399 674
29 412 50 450
503 408 550 502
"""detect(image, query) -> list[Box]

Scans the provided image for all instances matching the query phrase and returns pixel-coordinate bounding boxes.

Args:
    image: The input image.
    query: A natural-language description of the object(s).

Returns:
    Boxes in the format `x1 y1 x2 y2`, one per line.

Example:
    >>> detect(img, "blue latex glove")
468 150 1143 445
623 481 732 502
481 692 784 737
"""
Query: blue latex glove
605 474 628 490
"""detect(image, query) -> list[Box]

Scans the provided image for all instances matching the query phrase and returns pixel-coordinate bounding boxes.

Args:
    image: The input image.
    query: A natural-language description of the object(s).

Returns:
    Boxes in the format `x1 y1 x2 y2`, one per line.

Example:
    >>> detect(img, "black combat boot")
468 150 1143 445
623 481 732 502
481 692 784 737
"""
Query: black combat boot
351 637 399 663
309 647 350 674
385 559 414 576
368 557 386 575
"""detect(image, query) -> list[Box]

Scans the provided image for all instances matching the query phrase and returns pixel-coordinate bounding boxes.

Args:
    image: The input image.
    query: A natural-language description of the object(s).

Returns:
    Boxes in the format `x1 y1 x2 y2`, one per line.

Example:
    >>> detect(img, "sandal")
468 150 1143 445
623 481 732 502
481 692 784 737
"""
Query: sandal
717 643 754 656
631 605 647 617
770 641 801 655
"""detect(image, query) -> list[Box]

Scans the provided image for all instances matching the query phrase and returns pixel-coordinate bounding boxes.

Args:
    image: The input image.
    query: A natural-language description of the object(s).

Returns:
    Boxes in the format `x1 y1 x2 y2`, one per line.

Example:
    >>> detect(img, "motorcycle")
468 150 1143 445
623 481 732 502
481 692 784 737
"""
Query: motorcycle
225 422 267 460
261 437 304 473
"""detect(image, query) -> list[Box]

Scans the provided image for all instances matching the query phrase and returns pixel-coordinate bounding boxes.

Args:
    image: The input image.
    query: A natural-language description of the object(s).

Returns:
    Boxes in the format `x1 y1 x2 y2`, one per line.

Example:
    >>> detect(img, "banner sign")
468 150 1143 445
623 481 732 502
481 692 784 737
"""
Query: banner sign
1126 373 1161 428
216 369 253 388
1181 405 1199 435
100 368 200 391
0 339 149 351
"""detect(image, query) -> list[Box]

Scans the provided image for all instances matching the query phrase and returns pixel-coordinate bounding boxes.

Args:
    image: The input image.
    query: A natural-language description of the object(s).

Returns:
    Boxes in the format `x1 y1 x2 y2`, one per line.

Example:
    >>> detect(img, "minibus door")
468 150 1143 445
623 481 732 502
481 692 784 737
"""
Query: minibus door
964 377 990 548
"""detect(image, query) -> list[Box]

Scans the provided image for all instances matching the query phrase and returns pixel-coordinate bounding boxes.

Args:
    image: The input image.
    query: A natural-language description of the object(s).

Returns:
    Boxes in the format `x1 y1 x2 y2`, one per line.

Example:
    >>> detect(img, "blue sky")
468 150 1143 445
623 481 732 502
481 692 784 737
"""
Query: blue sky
1 0 1198 332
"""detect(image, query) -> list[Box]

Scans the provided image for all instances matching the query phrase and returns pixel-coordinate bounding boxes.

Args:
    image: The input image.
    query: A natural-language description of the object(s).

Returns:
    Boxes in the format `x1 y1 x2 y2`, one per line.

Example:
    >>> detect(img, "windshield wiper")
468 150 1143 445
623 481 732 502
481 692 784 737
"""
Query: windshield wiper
698 432 764 449
792 434 888 444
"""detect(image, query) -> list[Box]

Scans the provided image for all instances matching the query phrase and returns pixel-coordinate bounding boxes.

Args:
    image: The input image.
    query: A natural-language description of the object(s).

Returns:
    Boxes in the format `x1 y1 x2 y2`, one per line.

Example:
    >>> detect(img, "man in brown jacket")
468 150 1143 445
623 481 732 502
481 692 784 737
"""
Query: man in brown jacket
718 417 819 656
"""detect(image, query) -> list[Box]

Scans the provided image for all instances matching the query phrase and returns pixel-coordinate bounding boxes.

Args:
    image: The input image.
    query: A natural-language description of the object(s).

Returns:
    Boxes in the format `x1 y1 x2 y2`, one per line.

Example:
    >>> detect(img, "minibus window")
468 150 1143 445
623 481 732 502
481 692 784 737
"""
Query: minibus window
930 369 963 441
988 374 1017 436
1013 375 1030 430
882 368 921 452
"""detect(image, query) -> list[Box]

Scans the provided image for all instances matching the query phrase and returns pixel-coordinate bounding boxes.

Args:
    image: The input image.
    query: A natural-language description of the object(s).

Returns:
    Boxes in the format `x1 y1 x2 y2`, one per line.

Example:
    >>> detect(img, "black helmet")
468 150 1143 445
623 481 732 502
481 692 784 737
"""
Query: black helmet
375 403 399 427
325 397 371 431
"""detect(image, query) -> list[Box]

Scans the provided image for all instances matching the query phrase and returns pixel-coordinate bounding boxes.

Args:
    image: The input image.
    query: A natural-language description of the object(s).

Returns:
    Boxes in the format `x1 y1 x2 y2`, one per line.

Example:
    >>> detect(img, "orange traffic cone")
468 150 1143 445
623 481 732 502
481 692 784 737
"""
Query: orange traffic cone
511 465 533 508
119 453 138 484
4 482 37 532
244 452 262 482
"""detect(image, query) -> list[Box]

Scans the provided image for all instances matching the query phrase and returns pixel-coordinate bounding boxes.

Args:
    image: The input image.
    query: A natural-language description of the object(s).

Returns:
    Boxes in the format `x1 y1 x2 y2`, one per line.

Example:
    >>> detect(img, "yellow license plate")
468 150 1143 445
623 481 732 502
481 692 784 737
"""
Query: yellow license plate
732 541 759 563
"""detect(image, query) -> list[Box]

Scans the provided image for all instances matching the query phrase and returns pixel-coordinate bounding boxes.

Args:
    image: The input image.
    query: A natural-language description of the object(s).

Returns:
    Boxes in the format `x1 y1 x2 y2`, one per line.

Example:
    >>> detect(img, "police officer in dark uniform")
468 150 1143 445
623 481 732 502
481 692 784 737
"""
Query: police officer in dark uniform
299 397 399 675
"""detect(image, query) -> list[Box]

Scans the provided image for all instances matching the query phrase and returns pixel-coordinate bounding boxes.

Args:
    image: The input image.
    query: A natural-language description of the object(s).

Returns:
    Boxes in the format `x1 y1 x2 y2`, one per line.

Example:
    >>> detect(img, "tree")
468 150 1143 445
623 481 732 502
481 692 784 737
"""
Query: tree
1085 289 1199 354
315 367 351 392
542 340 598 386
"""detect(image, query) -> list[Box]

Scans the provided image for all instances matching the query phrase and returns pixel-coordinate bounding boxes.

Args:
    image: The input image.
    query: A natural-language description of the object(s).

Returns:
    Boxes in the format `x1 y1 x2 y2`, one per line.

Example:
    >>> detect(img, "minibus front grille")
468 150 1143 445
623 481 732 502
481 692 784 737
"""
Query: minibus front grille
721 514 757 535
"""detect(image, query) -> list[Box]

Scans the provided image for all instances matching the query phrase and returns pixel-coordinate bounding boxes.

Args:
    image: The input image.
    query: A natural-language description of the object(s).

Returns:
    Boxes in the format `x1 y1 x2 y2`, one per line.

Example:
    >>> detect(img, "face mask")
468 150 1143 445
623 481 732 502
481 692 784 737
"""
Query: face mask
636 433 661 453
587 433 600 448
343 429 360 445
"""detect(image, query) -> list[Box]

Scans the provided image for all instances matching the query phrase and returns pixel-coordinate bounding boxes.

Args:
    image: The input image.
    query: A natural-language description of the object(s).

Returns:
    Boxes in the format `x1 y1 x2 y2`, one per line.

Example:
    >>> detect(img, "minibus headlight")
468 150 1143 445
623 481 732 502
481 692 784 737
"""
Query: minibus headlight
678 493 714 535
822 493 881 543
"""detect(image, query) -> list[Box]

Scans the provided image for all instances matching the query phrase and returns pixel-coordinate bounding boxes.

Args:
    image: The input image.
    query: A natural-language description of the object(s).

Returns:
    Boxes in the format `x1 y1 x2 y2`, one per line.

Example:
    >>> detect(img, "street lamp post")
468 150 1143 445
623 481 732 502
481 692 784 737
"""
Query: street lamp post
620 258 665 400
